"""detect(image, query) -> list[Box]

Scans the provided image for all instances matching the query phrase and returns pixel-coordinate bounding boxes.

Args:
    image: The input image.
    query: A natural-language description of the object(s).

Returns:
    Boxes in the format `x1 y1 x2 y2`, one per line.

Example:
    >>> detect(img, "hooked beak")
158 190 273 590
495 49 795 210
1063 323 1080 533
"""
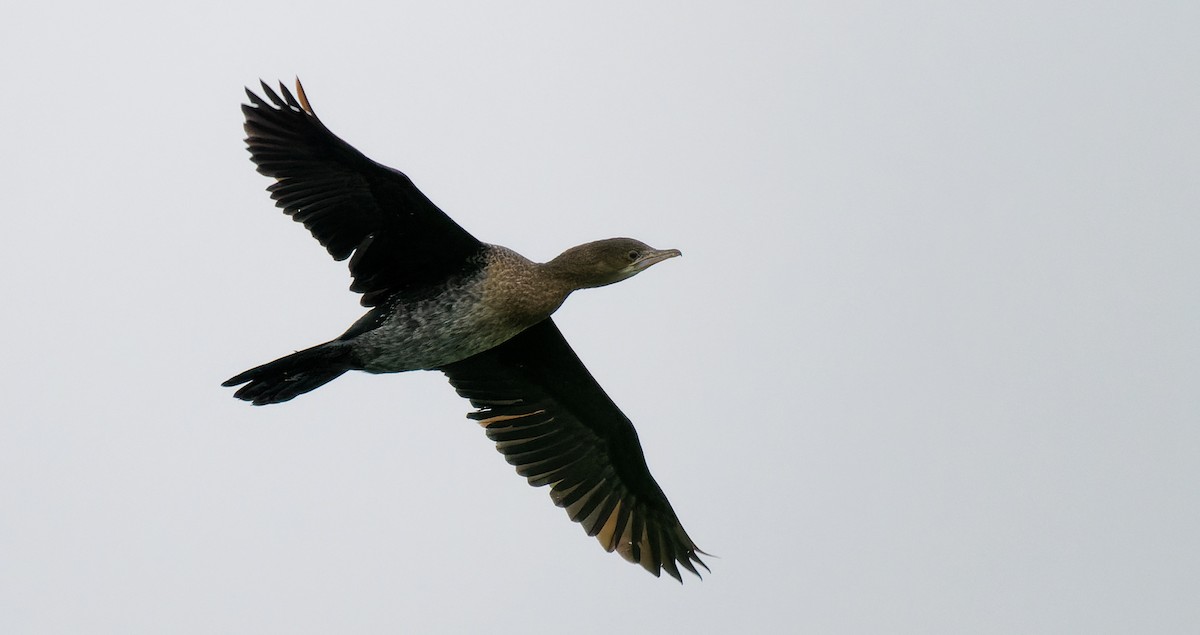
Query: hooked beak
631 248 682 272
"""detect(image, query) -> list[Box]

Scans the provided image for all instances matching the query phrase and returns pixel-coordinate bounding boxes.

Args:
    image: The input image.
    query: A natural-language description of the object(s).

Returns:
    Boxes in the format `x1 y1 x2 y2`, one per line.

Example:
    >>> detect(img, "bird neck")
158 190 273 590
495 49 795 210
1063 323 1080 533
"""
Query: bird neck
541 257 587 291
541 244 616 290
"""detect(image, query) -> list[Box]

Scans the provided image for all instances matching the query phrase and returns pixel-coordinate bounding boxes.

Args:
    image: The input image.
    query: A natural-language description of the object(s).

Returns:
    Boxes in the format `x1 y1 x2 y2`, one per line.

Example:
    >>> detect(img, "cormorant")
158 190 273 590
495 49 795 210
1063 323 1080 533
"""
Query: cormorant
223 80 707 581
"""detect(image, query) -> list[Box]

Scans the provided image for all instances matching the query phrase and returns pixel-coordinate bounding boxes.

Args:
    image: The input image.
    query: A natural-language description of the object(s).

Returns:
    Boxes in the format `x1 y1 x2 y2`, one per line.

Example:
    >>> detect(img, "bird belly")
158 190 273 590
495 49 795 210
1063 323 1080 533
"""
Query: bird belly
349 279 533 373
347 245 567 373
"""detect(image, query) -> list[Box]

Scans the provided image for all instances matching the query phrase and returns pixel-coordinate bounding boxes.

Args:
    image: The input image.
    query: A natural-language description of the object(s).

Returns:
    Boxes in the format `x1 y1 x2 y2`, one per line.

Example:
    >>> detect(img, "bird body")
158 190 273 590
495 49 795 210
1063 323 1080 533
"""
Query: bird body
228 238 675 394
347 244 544 373
223 80 706 581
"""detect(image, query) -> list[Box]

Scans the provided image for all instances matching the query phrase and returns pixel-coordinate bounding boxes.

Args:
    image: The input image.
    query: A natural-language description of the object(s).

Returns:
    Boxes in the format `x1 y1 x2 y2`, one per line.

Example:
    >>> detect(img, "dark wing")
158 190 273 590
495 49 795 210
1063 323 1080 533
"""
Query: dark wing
440 318 708 581
243 80 484 306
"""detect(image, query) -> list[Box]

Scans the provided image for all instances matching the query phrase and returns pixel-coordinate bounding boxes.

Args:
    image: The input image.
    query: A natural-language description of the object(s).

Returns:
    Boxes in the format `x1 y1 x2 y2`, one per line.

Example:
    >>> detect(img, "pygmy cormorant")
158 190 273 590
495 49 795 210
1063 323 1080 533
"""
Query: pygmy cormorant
222 81 707 581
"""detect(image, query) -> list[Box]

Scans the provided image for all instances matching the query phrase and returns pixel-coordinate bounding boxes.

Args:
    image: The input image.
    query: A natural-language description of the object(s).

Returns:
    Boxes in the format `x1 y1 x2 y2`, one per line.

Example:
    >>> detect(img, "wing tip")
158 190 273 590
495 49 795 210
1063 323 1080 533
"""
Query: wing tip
242 78 316 119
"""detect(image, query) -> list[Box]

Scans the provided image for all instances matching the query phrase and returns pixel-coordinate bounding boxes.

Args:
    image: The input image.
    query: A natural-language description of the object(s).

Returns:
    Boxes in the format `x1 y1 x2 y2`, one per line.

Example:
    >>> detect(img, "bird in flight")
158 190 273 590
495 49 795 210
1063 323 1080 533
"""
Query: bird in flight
223 80 708 581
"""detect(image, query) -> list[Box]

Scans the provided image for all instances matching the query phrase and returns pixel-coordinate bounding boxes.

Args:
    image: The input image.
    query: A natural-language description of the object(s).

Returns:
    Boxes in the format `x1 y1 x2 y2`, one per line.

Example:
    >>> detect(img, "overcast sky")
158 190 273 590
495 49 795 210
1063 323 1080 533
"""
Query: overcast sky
2 1 1198 633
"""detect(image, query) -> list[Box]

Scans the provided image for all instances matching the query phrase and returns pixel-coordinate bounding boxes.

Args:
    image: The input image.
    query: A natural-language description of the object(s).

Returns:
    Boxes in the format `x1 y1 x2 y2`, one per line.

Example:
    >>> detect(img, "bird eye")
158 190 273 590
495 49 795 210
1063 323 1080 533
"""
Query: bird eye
627 250 640 261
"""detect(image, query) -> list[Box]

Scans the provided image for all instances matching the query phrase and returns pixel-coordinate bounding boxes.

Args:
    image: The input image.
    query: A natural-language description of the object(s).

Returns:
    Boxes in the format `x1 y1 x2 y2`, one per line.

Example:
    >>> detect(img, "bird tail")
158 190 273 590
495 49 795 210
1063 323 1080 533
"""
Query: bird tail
222 341 355 405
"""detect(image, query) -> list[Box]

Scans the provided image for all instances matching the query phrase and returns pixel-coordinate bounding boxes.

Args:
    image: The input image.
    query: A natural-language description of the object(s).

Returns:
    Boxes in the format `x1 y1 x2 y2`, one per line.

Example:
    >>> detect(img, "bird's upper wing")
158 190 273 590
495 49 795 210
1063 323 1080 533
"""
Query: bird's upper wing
440 318 708 581
242 80 484 306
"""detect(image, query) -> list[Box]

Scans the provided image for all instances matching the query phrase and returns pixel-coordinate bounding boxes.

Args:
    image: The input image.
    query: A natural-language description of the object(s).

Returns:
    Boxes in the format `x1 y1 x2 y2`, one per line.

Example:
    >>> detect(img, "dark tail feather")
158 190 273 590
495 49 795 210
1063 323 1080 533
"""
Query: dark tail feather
222 341 355 405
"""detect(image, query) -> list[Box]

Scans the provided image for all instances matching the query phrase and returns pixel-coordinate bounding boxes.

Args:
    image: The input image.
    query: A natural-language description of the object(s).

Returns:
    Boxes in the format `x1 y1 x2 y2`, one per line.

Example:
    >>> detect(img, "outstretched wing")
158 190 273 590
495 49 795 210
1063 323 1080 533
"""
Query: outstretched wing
440 318 708 581
242 80 484 306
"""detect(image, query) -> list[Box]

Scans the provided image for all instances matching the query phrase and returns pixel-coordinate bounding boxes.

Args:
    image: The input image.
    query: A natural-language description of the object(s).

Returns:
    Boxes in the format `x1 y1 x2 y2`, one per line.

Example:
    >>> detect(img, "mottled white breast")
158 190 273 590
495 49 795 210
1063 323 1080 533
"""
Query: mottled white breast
350 245 571 372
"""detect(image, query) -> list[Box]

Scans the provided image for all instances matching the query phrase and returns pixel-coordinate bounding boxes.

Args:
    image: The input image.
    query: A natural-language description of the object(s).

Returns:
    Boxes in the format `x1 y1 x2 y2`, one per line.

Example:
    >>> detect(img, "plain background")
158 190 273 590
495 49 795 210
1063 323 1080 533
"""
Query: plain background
2 1 1198 633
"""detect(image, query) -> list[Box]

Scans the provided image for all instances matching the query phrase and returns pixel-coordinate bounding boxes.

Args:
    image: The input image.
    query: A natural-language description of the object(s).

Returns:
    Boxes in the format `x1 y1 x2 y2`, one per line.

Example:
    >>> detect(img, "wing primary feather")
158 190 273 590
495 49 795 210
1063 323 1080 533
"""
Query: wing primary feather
677 550 702 578
638 519 661 576
295 77 315 115
602 499 634 553
659 532 683 583
278 82 301 110
582 490 622 538
628 512 646 565
568 481 617 524
258 80 285 107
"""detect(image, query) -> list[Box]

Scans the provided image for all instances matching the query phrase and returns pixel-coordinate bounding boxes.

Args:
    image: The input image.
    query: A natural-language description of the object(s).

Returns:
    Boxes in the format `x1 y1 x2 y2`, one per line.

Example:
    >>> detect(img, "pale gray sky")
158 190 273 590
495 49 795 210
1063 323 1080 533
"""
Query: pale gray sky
2 1 1198 633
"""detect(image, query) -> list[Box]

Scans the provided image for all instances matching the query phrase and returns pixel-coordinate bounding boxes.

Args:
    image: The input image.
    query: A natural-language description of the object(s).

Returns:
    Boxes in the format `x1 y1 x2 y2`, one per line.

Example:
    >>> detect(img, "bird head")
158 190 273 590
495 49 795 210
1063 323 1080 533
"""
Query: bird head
548 238 682 289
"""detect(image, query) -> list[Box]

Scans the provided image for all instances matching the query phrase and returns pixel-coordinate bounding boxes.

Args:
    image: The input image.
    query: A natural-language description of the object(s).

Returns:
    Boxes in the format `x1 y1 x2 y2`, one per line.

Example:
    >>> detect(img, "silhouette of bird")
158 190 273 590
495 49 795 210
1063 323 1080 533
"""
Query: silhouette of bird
223 80 707 581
